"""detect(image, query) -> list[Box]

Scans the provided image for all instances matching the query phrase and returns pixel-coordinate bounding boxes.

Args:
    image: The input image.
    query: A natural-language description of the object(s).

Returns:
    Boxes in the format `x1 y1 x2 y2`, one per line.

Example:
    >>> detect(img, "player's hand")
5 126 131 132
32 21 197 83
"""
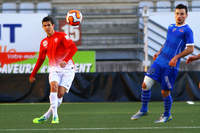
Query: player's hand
186 56 198 64
169 56 178 67
198 82 200 88
29 77 36 83
60 61 67 68
153 52 159 61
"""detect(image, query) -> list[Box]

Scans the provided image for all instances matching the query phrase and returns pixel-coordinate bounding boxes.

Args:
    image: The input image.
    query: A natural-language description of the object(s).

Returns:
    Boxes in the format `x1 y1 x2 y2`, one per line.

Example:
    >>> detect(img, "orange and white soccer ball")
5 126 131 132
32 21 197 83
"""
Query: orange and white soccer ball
66 10 83 26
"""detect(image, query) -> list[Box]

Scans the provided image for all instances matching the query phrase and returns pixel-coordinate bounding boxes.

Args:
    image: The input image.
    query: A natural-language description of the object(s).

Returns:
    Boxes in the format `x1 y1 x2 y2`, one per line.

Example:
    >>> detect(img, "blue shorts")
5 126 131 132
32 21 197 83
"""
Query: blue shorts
145 62 178 90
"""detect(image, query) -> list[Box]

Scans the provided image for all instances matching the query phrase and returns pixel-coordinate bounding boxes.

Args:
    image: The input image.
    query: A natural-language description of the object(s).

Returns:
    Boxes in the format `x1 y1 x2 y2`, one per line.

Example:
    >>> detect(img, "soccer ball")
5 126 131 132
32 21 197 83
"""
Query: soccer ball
66 10 83 26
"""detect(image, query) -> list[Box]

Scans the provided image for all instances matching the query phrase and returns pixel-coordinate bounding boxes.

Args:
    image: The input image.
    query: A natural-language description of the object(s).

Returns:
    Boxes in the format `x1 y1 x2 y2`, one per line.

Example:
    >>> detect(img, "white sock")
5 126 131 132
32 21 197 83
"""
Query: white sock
49 92 58 118
58 97 63 107
43 97 63 119
43 107 52 119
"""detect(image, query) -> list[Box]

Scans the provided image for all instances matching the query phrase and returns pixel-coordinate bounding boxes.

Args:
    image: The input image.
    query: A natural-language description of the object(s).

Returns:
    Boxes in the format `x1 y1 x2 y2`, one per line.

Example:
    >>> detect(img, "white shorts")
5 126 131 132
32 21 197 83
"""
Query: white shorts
49 66 75 93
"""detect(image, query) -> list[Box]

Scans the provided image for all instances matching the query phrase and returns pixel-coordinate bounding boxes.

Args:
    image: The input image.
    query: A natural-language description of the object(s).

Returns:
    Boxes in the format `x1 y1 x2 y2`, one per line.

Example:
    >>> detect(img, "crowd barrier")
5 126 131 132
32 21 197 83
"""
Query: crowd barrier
1 72 200 102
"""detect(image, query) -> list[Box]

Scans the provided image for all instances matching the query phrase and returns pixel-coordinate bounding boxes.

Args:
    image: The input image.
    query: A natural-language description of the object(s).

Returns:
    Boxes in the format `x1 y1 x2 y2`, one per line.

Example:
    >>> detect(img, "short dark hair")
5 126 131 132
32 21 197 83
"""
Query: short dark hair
175 4 188 14
42 16 54 25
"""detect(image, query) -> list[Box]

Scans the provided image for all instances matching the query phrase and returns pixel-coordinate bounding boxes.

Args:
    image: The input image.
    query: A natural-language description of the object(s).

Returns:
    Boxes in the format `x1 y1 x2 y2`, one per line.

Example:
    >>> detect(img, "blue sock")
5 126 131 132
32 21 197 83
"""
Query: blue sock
140 89 151 113
163 95 173 117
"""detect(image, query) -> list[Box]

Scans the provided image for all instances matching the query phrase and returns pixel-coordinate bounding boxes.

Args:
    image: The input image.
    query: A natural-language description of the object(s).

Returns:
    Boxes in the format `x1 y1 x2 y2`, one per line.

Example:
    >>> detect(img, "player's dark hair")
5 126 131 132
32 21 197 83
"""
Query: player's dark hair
42 16 54 25
175 4 188 14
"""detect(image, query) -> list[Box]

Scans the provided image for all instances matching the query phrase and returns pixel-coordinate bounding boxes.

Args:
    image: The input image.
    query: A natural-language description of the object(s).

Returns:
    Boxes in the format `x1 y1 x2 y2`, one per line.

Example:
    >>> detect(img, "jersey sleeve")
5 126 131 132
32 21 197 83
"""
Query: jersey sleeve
62 34 78 62
185 27 194 46
30 43 47 78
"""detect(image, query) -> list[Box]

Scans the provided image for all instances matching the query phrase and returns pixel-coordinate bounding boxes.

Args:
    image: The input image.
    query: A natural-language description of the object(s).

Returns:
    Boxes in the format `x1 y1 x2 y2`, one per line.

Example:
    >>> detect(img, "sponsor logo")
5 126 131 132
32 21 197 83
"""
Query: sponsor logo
54 38 58 43
43 40 48 48
172 28 176 32
179 28 184 32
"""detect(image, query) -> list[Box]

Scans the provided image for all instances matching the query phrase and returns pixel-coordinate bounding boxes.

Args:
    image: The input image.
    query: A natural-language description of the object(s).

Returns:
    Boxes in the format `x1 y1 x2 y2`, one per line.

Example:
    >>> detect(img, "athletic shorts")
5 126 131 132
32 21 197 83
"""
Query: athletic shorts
145 62 178 90
49 66 75 93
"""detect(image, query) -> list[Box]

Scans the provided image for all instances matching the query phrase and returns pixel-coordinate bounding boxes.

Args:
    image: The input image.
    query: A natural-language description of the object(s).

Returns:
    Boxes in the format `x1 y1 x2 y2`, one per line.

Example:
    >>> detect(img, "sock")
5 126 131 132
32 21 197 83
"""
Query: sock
43 107 52 119
58 97 63 107
163 95 173 117
43 97 63 119
49 92 58 118
140 89 151 113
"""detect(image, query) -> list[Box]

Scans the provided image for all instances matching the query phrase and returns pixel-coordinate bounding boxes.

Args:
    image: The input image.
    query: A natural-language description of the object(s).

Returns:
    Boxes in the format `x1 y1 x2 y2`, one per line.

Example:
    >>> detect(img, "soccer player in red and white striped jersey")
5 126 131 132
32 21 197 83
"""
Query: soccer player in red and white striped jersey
30 16 77 124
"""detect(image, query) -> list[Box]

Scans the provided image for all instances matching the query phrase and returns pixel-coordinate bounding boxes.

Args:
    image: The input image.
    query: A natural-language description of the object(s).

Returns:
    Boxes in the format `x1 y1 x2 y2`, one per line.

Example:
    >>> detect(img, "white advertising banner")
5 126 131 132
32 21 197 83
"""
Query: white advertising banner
0 14 47 52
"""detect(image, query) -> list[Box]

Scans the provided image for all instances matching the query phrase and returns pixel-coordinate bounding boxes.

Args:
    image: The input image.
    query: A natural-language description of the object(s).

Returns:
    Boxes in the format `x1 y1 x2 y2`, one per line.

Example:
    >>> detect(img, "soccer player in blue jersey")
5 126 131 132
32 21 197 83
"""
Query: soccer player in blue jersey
131 4 194 123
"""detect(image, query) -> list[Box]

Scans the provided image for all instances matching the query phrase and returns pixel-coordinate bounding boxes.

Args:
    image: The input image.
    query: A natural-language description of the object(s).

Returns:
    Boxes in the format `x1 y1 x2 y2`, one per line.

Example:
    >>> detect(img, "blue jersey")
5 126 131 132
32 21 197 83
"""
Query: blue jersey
155 24 194 69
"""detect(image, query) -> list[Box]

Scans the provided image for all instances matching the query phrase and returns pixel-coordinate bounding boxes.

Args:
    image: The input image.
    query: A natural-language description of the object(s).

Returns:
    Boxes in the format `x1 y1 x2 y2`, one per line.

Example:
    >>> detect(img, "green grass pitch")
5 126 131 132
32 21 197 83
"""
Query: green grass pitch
0 102 200 133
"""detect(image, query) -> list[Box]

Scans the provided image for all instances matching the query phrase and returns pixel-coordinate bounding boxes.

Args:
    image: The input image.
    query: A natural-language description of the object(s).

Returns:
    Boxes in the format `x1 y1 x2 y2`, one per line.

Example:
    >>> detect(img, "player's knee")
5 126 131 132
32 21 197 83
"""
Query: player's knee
142 76 154 90
50 81 58 92
142 82 147 90
161 90 170 98
57 93 64 98
58 86 67 98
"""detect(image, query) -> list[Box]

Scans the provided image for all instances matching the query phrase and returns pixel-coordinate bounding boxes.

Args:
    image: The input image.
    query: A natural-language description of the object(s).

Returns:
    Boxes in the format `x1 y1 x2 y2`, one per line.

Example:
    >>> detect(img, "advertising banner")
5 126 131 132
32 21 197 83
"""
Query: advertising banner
0 51 96 73
0 14 95 73
0 14 47 52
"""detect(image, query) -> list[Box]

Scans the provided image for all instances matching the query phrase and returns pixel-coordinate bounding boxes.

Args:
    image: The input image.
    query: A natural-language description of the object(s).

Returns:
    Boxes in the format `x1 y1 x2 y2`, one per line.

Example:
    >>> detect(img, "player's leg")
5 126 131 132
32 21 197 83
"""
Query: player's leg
49 81 59 123
155 68 177 123
140 76 154 113
52 68 75 123
131 76 155 120
33 72 60 124
57 70 75 107
50 86 67 124
41 86 64 123
155 89 173 123
162 90 173 118
131 62 161 120
57 86 68 107
59 68 75 100
45 71 60 120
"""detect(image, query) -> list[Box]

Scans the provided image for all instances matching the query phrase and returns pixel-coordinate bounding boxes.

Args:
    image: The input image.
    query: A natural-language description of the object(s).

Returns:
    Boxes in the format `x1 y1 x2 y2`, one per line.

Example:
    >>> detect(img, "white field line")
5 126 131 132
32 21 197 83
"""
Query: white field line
0 102 129 105
0 126 200 131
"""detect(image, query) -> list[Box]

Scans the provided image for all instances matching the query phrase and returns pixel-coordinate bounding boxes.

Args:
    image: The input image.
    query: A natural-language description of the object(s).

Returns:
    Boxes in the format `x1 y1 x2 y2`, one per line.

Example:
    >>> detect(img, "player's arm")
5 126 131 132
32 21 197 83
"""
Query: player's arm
169 45 194 67
62 35 78 63
153 45 164 61
173 45 194 59
186 54 200 64
29 45 47 83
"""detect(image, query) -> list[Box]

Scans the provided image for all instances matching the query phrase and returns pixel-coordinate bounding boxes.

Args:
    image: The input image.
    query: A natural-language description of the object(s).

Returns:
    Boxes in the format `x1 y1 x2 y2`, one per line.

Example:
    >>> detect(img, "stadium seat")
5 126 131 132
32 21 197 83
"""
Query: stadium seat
19 2 34 13
139 1 154 13
174 1 188 7
37 2 52 14
156 1 171 12
192 0 200 11
2 2 17 13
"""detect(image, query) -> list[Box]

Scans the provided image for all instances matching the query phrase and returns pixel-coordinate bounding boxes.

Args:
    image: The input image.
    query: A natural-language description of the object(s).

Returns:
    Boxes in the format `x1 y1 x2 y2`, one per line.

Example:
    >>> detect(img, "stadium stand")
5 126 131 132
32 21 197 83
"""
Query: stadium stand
52 0 143 62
